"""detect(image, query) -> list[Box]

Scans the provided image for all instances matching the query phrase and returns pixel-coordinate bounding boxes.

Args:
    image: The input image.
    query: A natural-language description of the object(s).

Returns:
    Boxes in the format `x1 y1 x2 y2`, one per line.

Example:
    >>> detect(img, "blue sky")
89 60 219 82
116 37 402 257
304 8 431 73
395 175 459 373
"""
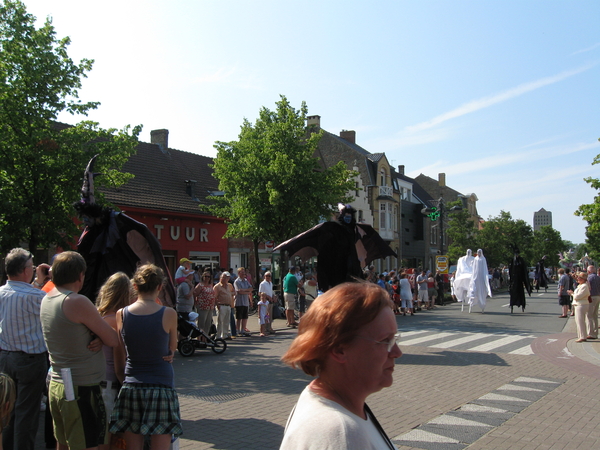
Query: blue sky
23 0 600 244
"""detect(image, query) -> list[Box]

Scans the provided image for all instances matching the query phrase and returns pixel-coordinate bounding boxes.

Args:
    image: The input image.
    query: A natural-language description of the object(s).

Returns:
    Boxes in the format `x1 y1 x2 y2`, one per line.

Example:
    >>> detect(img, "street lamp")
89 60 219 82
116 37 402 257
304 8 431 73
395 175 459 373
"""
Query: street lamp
421 197 462 306
421 197 462 255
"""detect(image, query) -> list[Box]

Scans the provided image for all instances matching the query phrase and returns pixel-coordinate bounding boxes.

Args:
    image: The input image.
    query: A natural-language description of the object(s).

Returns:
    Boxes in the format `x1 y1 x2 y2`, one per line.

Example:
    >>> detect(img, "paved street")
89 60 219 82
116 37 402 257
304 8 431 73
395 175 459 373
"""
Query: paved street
36 289 600 449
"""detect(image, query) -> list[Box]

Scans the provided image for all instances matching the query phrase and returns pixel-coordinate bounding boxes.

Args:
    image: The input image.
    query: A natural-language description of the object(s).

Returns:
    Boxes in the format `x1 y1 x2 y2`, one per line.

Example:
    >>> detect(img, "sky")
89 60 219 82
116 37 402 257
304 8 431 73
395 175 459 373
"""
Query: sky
21 0 600 244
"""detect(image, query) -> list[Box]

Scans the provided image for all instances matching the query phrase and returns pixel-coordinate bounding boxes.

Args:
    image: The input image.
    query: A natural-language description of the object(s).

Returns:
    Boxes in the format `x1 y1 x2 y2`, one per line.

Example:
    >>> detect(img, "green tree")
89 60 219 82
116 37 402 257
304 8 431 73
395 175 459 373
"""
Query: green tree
209 95 355 284
446 200 478 264
0 1 140 252
477 211 534 269
531 225 563 268
575 139 600 261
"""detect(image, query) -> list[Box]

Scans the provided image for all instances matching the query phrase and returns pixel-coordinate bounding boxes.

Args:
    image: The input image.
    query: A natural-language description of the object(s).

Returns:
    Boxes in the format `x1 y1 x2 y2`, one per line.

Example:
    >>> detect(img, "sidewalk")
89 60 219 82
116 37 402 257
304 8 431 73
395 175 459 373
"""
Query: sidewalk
35 312 600 450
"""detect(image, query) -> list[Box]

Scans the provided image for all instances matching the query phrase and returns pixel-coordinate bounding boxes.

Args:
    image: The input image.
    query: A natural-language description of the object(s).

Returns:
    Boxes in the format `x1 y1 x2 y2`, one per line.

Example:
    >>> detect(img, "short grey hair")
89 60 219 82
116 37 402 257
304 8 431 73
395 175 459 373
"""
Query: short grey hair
4 248 32 277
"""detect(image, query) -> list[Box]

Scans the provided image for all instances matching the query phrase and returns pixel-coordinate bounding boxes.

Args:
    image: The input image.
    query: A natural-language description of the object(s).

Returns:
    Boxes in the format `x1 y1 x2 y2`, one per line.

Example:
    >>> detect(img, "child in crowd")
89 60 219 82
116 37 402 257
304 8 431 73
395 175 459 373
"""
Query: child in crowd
258 292 270 337
174 258 193 285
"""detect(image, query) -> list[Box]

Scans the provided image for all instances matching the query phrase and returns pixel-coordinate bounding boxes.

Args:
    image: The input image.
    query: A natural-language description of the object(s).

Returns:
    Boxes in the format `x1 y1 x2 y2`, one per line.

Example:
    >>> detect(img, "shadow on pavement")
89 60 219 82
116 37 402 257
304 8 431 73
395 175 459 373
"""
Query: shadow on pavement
399 349 509 367
180 417 284 450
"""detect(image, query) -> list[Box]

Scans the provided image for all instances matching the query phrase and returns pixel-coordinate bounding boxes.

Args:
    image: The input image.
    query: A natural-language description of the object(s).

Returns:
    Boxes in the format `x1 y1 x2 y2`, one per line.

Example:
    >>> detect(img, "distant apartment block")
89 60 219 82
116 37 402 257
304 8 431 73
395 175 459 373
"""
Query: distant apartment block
533 208 552 231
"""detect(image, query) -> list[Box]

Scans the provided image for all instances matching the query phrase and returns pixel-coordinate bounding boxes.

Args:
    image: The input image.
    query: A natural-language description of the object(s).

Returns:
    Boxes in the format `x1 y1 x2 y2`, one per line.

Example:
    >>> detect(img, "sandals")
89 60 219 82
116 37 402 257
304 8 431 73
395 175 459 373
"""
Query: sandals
576 339 587 343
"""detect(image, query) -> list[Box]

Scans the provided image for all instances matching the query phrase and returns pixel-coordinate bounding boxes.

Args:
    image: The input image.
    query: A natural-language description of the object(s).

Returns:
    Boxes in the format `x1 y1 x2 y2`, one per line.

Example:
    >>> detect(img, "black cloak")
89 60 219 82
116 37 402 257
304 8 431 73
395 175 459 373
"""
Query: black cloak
274 205 397 291
509 249 531 312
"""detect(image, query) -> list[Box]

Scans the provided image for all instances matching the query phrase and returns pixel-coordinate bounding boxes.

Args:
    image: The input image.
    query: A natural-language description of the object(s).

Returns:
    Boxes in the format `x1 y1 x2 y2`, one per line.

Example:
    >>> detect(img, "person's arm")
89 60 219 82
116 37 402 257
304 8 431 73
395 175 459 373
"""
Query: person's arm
228 284 235 307
114 309 126 383
184 282 193 299
32 264 51 288
162 307 178 363
63 293 120 348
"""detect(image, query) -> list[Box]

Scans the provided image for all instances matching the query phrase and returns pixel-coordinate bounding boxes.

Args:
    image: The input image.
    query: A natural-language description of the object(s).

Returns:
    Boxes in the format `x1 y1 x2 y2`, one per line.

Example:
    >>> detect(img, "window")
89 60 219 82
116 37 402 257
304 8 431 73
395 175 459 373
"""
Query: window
358 209 363 222
393 205 398 232
380 203 387 229
380 168 386 186
430 224 438 245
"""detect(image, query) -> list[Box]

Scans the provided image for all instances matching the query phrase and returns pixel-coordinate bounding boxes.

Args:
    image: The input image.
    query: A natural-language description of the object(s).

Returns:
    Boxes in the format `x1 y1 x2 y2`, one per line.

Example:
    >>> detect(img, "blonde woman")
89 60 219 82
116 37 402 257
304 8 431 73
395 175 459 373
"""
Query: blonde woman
0 373 16 450
96 272 135 450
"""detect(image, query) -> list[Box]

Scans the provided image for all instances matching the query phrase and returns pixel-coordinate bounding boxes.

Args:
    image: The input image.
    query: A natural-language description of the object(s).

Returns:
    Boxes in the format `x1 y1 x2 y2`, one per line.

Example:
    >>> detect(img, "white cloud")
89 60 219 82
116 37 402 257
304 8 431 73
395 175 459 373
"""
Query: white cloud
572 43 600 55
404 64 596 133
407 140 599 179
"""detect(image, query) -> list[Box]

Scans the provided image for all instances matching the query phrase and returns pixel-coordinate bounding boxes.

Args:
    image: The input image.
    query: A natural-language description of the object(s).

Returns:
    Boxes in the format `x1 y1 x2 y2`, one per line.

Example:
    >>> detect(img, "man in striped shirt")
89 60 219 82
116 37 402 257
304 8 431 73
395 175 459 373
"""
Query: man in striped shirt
0 248 50 450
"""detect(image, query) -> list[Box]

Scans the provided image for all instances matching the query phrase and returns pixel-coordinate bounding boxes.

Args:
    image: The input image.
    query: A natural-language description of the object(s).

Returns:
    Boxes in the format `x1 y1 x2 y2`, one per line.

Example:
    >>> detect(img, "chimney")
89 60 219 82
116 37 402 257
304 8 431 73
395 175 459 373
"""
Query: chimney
340 130 356 144
185 180 198 201
307 115 321 132
438 173 446 187
151 129 169 153
398 165 405 175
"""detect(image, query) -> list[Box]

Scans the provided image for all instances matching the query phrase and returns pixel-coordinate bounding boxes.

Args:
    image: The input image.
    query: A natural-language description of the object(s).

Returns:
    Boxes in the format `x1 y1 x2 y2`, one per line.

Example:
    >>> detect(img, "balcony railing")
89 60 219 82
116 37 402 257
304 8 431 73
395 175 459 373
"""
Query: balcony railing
379 185 393 197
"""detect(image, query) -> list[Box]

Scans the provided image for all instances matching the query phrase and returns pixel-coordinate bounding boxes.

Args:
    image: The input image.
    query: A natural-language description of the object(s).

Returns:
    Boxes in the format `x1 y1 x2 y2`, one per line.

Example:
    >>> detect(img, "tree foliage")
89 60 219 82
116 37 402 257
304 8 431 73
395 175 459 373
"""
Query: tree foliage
209 95 355 262
476 211 534 269
0 1 140 252
575 139 600 261
531 225 563 268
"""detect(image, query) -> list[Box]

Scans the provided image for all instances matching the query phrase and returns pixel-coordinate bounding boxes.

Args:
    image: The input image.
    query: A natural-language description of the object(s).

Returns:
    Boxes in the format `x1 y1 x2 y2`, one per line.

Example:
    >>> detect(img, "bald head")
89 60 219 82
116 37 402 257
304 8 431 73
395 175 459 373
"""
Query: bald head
588 265 596 274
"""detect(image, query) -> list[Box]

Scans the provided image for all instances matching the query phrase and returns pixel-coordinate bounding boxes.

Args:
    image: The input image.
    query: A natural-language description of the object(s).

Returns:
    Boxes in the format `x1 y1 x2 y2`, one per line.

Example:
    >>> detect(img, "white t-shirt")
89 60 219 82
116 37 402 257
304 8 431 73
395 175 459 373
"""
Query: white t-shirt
259 280 273 299
280 386 396 450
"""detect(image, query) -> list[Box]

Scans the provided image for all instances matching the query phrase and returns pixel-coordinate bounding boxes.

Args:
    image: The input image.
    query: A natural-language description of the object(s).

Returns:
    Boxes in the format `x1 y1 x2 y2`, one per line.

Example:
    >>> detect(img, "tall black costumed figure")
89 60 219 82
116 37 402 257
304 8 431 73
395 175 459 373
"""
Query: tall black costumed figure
508 245 531 313
73 155 176 305
534 256 549 293
274 204 397 291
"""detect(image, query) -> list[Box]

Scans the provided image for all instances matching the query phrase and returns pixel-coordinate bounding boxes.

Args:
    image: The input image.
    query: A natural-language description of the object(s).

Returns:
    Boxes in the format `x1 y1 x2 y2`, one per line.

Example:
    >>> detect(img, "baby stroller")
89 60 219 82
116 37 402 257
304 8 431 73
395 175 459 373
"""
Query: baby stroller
177 311 227 356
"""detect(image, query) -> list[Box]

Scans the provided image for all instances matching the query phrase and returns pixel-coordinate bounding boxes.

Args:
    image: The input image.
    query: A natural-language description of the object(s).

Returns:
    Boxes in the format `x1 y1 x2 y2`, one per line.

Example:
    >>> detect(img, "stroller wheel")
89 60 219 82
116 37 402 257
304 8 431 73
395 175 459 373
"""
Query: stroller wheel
211 338 227 354
178 340 195 357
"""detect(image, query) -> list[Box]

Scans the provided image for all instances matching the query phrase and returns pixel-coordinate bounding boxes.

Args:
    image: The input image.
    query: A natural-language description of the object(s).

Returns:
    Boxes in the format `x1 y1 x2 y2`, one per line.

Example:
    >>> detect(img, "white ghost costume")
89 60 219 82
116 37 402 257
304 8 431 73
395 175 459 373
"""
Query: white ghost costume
454 249 474 305
468 249 492 312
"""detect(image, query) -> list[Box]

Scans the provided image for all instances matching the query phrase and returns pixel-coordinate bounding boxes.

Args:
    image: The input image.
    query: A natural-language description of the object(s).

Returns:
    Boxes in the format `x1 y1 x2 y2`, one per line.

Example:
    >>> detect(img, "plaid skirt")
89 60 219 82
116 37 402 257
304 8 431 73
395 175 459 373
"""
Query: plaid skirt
109 383 182 437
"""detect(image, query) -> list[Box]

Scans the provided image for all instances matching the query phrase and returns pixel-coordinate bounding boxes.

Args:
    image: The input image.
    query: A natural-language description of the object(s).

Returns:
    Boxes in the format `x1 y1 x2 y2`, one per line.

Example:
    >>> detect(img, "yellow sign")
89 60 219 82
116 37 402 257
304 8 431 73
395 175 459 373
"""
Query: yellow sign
436 255 449 274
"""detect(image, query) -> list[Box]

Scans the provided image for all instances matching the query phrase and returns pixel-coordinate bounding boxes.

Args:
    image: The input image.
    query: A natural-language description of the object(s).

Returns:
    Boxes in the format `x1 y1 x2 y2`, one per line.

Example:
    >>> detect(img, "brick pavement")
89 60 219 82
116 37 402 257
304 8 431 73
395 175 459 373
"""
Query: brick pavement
34 313 600 449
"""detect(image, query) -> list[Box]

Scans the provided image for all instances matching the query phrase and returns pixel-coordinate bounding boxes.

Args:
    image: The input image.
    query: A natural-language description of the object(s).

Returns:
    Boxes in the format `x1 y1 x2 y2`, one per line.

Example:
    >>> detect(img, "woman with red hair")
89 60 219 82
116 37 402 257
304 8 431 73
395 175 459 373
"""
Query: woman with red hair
280 282 401 449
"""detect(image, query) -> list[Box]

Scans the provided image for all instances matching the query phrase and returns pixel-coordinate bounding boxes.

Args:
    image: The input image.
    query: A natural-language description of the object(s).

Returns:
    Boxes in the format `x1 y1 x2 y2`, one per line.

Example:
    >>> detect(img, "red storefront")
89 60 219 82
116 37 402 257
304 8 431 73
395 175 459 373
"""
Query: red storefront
117 206 228 277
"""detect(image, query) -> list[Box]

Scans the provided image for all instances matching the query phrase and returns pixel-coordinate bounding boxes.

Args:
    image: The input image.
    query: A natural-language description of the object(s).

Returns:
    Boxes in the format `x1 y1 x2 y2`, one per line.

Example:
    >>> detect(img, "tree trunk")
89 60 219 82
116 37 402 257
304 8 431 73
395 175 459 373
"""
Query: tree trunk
253 239 260 290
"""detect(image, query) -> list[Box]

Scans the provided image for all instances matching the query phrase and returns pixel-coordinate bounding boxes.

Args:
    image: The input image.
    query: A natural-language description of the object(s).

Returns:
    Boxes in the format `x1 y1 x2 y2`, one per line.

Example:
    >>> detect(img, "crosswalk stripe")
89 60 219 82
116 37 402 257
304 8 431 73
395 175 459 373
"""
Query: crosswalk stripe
459 404 509 413
478 392 530 402
508 345 534 355
514 376 561 384
496 384 545 392
399 330 430 338
468 334 535 352
391 377 564 450
428 415 493 427
400 332 455 346
398 329 538 355
431 332 490 349
393 429 460 444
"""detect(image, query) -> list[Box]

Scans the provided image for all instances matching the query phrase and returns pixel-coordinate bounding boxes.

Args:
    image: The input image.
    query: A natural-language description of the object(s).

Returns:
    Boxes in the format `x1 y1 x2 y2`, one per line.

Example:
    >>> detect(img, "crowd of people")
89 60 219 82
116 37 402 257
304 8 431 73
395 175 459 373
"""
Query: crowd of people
3 245 598 450
557 265 600 343
0 248 181 450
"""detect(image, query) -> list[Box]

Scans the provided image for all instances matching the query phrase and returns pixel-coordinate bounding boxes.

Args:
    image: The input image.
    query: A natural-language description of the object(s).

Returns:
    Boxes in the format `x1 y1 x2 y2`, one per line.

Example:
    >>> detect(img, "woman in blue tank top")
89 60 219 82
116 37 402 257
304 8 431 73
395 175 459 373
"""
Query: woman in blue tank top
109 264 182 449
